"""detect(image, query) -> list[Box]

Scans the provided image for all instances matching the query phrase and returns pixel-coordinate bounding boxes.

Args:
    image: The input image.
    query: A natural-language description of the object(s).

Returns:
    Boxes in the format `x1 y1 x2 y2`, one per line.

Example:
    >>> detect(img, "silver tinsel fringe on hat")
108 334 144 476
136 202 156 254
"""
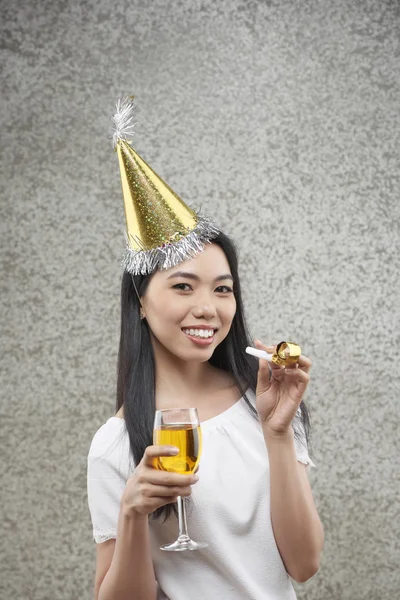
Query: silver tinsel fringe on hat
121 214 220 275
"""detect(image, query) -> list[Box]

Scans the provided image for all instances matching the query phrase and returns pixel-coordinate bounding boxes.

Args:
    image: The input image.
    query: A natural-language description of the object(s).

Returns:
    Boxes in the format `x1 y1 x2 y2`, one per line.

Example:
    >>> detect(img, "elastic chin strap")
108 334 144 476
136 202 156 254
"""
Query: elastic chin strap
130 274 143 308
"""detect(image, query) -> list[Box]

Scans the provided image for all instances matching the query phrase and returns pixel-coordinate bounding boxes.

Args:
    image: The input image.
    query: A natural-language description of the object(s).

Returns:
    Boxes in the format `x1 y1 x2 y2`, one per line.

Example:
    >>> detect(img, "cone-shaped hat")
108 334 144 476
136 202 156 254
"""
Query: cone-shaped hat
112 97 219 275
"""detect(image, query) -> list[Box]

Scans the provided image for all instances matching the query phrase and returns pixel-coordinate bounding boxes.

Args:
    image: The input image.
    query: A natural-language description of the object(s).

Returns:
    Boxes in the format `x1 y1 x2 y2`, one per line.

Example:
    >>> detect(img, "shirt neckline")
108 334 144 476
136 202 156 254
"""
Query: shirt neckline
108 388 254 431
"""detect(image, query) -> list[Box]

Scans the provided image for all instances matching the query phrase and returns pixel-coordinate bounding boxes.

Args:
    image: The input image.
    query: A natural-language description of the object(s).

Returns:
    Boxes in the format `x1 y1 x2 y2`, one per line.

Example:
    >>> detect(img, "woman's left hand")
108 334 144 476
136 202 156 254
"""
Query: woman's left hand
254 339 312 436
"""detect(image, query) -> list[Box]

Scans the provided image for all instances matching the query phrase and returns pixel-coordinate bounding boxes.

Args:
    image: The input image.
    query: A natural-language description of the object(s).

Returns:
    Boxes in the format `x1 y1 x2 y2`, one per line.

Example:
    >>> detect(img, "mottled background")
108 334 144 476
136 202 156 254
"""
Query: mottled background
1 0 399 598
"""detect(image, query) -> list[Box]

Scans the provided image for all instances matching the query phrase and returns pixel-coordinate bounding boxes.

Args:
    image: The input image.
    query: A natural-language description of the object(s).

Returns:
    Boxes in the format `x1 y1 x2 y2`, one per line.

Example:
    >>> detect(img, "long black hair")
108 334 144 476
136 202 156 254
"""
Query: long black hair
116 231 311 521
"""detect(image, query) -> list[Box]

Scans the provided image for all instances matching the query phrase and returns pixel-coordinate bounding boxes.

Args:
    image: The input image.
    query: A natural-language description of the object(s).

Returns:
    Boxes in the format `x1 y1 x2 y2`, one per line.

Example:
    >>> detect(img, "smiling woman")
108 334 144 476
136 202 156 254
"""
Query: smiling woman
139 244 237 363
116 232 261 484
87 97 320 600
88 231 316 595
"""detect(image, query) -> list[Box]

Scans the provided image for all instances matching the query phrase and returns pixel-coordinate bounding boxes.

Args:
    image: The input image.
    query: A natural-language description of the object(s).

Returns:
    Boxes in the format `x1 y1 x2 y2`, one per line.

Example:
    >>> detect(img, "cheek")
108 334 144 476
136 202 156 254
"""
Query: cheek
162 300 188 323
146 295 187 331
220 299 237 327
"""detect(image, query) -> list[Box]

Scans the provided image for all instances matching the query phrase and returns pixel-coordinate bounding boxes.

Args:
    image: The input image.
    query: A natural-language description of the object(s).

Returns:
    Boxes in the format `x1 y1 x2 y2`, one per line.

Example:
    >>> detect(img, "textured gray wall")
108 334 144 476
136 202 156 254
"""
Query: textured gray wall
1 0 399 598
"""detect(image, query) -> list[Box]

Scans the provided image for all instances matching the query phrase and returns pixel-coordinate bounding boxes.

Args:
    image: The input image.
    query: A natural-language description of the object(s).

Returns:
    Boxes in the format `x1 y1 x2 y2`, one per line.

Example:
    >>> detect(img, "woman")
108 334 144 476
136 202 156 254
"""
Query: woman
88 96 323 599
87 231 324 600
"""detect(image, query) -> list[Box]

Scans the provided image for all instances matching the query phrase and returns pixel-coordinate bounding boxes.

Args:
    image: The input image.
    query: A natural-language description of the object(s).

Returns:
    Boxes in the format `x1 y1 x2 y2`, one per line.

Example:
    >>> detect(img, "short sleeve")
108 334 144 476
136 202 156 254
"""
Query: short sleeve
87 420 133 543
292 409 316 470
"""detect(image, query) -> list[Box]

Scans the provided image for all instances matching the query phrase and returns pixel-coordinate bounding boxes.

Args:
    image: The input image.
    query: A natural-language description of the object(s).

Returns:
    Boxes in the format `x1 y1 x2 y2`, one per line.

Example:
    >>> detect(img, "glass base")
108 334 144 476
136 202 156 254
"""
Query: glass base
160 535 208 552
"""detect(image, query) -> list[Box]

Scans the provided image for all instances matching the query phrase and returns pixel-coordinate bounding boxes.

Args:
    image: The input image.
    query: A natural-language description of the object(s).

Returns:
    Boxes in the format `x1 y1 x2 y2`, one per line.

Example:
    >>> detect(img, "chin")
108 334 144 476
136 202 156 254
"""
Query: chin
177 348 215 363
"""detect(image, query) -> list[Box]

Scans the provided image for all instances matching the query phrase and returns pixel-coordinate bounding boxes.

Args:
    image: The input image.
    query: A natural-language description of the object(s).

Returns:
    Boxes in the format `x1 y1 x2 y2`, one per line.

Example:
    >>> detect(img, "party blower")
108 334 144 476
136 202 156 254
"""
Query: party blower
246 341 301 367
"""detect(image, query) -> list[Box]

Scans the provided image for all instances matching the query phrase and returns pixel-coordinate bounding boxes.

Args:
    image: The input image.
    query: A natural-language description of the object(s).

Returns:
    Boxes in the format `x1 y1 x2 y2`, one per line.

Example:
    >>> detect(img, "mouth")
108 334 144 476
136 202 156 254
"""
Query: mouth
181 327 217 346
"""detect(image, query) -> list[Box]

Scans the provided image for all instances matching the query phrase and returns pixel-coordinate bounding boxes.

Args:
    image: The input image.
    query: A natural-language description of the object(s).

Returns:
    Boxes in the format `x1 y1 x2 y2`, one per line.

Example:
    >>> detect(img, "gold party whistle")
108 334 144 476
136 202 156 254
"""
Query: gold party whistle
245 341 302 366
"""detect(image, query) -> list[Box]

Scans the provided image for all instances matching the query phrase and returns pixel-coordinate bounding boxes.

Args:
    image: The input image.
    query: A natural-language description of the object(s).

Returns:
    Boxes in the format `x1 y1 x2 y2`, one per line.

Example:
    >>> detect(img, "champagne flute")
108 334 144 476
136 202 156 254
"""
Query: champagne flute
153 408 208 551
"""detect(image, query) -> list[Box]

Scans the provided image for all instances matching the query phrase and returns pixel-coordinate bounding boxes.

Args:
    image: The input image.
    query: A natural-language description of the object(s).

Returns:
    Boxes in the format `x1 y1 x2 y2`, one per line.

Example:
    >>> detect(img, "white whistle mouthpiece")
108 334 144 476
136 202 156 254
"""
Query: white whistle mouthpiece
245 347 274 362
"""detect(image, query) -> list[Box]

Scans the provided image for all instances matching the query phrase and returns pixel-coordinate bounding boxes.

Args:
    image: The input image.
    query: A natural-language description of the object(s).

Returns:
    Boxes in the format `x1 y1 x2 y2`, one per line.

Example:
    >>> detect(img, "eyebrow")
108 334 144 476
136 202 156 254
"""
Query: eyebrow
166 271 234 283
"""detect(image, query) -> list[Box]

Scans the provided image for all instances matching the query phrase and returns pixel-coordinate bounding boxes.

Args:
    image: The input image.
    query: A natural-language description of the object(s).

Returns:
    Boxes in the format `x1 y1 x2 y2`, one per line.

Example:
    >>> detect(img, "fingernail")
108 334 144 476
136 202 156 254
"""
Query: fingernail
193 475 199 482
168 447 179 454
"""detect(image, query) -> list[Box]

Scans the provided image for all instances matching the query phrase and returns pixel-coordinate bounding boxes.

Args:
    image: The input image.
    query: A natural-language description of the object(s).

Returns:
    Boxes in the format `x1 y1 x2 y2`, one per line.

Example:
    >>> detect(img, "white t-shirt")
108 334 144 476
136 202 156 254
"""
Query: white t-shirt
87 390 316 600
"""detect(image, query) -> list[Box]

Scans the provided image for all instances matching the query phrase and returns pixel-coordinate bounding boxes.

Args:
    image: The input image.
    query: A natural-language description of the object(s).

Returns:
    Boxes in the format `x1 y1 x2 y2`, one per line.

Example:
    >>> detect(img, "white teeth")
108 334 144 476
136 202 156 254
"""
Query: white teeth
183 328 214 338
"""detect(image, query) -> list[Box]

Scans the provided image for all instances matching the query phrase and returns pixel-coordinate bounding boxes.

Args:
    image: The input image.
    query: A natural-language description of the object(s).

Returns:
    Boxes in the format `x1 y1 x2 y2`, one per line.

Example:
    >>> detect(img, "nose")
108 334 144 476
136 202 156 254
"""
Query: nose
191 302 216 320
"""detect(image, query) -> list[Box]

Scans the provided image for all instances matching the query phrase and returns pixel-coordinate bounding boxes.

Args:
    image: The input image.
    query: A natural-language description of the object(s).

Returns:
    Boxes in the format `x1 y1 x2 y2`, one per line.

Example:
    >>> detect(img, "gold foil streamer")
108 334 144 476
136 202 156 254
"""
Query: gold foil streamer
271 342 301 367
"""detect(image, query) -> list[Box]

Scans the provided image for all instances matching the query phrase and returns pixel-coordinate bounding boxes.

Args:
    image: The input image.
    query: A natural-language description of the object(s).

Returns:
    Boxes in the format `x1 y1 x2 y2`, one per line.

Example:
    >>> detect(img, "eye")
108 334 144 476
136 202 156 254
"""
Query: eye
215 286 233 293
172 283 192 291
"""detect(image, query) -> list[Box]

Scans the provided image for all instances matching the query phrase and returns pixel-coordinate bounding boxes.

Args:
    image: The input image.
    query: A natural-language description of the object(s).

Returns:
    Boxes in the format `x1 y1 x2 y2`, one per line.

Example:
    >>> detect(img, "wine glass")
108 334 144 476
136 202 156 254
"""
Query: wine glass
153 408 208 551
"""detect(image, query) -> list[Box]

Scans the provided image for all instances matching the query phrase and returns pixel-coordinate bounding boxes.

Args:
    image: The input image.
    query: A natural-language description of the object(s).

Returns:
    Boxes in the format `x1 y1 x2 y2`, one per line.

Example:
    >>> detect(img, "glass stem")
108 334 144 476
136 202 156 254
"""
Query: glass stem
177 496 190 541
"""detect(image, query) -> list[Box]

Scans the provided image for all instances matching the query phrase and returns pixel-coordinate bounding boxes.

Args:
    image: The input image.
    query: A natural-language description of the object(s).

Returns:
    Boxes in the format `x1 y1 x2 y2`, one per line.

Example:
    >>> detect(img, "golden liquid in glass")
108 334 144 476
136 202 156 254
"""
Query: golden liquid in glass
154 424 202 474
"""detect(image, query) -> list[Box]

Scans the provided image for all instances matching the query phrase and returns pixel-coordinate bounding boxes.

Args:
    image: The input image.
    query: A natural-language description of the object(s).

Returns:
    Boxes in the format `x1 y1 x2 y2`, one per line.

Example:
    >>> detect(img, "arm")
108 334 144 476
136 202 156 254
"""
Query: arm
264 427 324 583
91 444 198 600
252 340 324 583
98 507 157 600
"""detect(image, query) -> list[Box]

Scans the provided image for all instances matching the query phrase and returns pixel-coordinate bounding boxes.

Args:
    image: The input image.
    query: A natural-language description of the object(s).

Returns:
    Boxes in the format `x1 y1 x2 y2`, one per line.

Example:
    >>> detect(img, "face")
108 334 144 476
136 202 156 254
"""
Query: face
141 244 237 363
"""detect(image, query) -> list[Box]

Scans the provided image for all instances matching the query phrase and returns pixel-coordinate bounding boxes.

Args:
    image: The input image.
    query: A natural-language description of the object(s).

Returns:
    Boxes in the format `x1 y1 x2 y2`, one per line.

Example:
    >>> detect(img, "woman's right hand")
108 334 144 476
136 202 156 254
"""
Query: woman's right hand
121 445 199 517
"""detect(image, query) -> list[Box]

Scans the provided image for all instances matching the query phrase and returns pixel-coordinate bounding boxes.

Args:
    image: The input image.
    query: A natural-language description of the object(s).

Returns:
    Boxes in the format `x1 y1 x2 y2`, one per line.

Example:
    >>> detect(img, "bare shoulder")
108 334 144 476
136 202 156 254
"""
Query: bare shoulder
94 538 116 598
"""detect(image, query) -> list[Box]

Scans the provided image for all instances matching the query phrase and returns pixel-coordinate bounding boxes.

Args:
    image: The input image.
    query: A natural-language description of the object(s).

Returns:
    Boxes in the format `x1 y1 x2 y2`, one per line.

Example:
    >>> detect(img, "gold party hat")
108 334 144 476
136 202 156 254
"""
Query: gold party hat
112 96 219 275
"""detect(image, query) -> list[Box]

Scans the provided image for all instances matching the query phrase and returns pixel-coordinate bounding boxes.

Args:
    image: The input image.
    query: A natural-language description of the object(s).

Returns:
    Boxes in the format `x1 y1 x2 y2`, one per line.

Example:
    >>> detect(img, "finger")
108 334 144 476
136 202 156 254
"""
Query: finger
284 362 298 370
254 340 281 371
143 445 179 467
297 354 312 374
254 339 275 353
254 339 273 393
145 471 199 487
285 367 310 394
145 484 193 498
152 496 178 506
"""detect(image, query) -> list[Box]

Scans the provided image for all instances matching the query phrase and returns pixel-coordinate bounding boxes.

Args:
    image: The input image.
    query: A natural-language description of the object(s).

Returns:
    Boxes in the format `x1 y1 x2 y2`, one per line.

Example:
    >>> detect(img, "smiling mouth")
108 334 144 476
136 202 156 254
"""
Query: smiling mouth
181 328 217 345
182 328 216 338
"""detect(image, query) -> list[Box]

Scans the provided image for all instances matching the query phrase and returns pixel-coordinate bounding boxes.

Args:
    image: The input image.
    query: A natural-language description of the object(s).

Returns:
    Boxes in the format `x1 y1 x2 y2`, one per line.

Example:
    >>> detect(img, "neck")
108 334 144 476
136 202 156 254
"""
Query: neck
151 336 221 406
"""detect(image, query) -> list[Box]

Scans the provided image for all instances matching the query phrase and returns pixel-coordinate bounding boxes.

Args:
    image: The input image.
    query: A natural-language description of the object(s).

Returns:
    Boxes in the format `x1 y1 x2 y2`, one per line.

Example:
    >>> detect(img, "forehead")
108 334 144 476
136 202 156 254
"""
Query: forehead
157 243 231 280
